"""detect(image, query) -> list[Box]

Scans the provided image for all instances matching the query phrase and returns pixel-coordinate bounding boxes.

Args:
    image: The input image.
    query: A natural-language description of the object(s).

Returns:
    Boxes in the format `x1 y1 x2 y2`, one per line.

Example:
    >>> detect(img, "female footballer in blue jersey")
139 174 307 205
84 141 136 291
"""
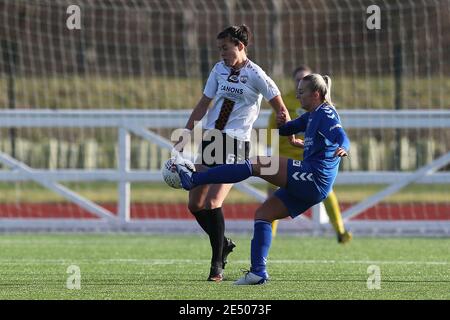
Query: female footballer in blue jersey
176 73 350 285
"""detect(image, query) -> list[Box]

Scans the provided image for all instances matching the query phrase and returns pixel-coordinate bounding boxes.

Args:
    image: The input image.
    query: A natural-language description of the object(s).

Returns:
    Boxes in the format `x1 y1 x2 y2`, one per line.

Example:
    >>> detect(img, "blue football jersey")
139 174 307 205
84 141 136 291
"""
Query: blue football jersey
278 102 350 196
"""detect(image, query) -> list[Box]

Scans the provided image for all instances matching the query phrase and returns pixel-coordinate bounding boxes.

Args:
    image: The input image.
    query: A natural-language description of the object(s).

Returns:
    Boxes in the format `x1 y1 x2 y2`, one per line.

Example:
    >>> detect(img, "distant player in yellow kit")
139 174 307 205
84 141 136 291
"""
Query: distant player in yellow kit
268 65 352 243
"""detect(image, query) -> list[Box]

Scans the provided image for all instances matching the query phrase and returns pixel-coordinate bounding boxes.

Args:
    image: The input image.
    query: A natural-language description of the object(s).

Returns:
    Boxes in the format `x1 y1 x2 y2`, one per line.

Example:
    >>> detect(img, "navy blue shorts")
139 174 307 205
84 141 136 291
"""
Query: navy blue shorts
274 159 325 218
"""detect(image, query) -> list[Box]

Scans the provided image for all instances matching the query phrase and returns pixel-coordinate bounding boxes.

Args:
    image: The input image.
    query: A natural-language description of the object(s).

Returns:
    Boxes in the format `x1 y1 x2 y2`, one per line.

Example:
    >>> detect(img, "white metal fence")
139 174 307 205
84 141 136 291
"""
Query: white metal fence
0 109 449 234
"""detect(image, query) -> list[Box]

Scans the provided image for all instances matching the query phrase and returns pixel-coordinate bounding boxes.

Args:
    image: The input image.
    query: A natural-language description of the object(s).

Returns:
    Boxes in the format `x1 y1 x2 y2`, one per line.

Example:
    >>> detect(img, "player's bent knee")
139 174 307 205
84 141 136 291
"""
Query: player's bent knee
249 156 259 164
249 156 262 176
204 200 224 210
249 156 275 177
188 202 204 213
254 207 275 222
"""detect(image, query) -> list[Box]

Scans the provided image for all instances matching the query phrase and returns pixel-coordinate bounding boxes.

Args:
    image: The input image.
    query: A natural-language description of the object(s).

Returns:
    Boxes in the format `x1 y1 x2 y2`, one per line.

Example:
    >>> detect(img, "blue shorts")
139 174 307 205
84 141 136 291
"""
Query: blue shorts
274 159 326 218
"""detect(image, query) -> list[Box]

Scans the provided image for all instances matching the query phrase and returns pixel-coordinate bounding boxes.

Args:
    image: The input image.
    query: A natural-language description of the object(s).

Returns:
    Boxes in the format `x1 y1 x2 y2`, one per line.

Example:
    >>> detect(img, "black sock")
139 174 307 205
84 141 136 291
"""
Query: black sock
206 207 225 269
192 209 228 242
191 209 211 235
192 208 228 271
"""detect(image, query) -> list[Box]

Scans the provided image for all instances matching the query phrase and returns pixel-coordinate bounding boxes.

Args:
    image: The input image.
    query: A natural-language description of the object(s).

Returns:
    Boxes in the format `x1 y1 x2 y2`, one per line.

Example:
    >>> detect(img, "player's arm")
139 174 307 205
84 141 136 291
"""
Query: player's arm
174 94 212 152
278 112 309 136
185 65 217 130
254 71 301 148
289 137 305 149
318 113 350 157
268 96 306 147
174 67 216 152
252 70 291 127
268 95 291 126
330 127 349 157
184 95 212 131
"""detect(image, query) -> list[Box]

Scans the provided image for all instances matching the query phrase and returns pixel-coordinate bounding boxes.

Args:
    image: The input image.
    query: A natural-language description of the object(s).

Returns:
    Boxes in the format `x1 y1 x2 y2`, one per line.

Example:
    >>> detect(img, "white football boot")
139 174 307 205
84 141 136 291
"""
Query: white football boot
234 270 268 285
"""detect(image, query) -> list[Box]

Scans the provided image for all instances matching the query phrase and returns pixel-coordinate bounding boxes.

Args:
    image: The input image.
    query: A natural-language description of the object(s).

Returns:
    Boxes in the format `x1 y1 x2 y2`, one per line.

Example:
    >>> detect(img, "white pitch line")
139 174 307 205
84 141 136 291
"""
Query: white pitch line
103 259 450 266
0 259 448 266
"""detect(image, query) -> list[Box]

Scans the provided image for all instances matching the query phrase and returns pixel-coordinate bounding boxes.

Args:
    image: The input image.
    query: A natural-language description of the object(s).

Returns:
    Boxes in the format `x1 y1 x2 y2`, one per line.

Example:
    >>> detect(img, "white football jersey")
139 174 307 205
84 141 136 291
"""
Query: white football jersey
203 60 280 141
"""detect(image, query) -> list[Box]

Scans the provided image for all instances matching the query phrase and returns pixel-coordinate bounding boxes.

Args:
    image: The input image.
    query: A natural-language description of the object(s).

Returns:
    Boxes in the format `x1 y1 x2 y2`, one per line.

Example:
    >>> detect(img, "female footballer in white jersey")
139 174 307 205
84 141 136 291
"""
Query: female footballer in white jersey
174 25 291 282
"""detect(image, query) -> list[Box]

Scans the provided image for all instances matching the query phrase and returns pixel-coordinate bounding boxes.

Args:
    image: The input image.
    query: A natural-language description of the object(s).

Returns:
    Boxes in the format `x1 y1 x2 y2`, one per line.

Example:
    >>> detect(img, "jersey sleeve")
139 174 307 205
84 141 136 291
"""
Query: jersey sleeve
203 67 218 99
253 70 281 101
317 110 350 152
267 110 277 147
278 112 309 136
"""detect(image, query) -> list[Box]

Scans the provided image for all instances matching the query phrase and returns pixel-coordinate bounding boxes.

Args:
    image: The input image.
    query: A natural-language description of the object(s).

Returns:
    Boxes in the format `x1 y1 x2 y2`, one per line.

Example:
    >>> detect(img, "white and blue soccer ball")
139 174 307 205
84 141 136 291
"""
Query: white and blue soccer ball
161 157 195 189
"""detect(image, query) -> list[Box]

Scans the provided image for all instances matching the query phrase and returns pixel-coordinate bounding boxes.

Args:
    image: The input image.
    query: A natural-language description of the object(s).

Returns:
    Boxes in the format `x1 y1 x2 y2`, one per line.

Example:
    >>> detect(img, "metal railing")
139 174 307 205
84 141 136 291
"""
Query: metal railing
0 109 448 233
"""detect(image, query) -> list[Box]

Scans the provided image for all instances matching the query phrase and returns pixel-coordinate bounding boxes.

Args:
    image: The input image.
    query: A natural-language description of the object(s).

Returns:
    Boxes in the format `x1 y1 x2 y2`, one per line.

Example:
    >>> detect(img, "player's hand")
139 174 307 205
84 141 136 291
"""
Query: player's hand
276 109 288 127
334 147 348 157
173 129 191 153
173 140 184 153
173 137 189 154
288 135 304 148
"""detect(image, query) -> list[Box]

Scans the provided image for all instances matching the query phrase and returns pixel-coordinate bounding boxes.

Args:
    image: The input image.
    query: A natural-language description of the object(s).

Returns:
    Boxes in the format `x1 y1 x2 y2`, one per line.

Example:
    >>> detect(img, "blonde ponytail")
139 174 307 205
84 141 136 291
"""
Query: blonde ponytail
322 75 332 105
302 73 333 105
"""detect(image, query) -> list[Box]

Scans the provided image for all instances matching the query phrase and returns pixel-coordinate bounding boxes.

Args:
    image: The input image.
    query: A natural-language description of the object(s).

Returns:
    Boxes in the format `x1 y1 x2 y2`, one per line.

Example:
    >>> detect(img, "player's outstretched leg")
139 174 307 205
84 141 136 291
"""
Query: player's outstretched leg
176 163 196 190
176 160 253 191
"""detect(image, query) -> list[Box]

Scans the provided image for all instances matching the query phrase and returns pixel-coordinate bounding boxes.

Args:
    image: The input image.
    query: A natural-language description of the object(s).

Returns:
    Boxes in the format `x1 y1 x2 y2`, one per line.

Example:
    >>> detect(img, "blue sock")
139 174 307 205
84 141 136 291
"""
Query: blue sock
192 159 253 186
250 220 272 278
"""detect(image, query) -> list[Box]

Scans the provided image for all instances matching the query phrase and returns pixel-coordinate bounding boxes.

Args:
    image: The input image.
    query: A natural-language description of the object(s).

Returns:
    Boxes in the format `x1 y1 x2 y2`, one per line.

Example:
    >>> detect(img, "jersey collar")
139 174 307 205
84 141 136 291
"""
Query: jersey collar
228 59 250 72
313 102 326 112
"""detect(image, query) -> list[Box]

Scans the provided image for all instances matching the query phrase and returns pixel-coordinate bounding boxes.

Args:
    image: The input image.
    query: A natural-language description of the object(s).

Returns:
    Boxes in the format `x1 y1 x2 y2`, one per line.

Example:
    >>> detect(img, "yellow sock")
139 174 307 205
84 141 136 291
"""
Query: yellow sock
268 184 279 237
271 219 279 237
323 191 345 235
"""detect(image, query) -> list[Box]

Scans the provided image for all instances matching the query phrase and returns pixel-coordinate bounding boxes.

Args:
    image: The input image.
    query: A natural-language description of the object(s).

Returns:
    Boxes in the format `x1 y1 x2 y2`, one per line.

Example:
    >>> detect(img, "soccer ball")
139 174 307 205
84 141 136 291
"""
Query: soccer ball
161 157 195 189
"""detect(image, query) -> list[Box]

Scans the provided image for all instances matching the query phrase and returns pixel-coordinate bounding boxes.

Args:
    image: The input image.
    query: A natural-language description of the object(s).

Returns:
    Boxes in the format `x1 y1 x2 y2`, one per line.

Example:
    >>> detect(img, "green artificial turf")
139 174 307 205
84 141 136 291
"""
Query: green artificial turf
0 234 448 300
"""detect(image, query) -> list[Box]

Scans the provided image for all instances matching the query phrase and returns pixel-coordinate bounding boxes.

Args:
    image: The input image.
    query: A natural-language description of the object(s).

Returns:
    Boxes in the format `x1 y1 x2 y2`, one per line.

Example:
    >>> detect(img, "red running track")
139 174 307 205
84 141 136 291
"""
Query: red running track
0 203 449 220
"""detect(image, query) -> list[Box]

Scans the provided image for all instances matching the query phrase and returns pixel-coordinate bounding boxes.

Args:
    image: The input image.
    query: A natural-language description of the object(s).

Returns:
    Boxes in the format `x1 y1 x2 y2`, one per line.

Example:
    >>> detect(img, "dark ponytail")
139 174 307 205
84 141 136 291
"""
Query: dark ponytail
217 24 252 47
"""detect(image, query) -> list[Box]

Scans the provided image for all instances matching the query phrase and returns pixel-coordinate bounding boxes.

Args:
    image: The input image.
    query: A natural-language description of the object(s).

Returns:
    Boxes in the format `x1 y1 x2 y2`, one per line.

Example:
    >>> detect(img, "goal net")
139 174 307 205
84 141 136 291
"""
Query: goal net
0 0 448 235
